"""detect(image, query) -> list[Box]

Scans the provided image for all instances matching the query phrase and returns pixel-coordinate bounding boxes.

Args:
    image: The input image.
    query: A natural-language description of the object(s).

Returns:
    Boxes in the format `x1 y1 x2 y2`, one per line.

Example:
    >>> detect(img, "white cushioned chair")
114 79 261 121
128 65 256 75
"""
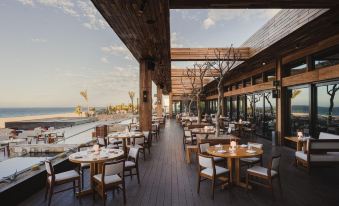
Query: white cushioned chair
198 142 225 164
197 154 230 199
240 142 263 167
124 147 140 184
44 160 80 206
92 159 126 205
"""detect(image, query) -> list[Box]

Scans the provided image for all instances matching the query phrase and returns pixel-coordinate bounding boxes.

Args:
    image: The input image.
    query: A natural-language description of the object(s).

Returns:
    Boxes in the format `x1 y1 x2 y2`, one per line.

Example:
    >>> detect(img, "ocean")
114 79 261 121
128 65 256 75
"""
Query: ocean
0 107 75 118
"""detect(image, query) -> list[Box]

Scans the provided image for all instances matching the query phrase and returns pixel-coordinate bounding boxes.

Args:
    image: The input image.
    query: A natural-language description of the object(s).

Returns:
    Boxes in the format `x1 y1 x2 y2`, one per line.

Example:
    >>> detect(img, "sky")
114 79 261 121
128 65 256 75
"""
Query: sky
0 0 280 107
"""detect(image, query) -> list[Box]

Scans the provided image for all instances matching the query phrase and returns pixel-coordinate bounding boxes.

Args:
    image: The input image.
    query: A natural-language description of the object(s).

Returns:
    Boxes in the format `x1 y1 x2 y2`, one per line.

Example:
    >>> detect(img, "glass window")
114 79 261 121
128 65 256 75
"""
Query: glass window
244 78 251 87
246 94 254 121
264 69 276 82
314 45 339 69
226 97 231 118
288 87 310 136
231 84 237 91
237 81 243 89
253 75 263 84
284 58 307 76
239 95 245 120
317 82 339 136
231 97 237 120
254 93 264 136
264 92 276 138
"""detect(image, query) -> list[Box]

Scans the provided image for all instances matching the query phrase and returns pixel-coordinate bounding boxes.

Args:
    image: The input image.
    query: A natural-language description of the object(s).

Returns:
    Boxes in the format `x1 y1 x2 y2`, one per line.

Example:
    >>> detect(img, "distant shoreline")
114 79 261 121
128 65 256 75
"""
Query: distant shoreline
0 112 80 128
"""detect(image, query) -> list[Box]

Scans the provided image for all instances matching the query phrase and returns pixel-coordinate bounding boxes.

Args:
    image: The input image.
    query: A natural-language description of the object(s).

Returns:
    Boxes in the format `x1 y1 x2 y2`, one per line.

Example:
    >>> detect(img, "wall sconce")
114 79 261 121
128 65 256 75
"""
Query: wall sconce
143 90 148 102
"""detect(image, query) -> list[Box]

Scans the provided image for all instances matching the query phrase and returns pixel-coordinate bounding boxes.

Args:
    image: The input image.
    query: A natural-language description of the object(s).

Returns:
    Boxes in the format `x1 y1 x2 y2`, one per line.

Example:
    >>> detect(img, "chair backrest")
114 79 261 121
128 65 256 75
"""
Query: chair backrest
269 154 281 175
198 154 213 169
184 130 192 137
45 160 54 177
319 132 339 140
134 136 145 145
128 147 139 160
229 123 235 129
248 142 263 149
152 124 157 131
143 131 149 139
227 127 232 134
103 160 124 178
199 143 210 154
97 137 107 146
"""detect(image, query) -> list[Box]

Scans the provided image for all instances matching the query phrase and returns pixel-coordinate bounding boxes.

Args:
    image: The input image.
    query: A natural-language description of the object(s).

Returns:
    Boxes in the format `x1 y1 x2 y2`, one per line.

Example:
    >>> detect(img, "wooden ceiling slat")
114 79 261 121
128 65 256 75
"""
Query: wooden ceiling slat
171 47 250 61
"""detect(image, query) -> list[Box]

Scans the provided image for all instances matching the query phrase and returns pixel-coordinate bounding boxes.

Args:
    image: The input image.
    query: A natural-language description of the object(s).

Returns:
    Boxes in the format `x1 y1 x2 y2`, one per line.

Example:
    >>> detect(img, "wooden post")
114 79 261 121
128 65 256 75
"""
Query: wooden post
139 60 152 131
156 86 163 117
276 56 286 145
169 92 173 118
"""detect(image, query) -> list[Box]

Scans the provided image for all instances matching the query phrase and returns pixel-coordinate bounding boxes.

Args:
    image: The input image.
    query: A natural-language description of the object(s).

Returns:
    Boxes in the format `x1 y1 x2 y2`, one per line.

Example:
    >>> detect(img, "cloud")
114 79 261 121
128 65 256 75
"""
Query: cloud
18 0 34 6
16 0 109 30
171 32 184 48
100 57 109 64
31 38 47 43
203 9 280 29
101 44 134 60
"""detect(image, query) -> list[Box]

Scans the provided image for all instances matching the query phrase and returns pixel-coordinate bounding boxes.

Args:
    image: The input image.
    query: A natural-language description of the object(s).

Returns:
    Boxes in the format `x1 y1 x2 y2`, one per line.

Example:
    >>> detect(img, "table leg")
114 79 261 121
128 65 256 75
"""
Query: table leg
123 138 127 156
227 158 233 184
76 163 96 197
234 158 251 189
186 149 191 164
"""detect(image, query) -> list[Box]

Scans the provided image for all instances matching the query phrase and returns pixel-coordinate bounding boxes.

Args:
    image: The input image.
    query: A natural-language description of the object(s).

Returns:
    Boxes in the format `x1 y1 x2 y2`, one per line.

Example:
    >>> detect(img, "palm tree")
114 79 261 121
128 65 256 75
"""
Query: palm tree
74 105 82 116
80 90 89 115
128 91 135 114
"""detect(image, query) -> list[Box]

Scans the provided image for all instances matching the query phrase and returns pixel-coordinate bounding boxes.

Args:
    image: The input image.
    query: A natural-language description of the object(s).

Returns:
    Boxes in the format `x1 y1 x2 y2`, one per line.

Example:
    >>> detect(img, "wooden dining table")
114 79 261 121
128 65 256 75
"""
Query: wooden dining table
231 121 250 138
107 131 144 156
191 128 215 139
207 144 263 188
68 148 124 196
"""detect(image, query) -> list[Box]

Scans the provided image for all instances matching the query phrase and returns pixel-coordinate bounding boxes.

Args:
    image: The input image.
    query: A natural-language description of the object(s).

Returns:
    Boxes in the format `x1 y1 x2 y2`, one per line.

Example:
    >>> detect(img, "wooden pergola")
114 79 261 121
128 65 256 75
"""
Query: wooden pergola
91 0 339 133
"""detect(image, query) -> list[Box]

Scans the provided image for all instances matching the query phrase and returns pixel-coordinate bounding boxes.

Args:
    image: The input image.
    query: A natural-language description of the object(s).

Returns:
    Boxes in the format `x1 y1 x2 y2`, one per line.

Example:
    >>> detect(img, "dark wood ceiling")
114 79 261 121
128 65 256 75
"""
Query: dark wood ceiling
170 0 339 9
91 0 171 93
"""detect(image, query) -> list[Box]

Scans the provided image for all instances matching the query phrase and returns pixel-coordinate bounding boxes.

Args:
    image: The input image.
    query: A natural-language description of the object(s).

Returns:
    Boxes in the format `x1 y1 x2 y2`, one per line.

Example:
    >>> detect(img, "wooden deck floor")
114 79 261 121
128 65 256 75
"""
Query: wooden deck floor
19 119 339 206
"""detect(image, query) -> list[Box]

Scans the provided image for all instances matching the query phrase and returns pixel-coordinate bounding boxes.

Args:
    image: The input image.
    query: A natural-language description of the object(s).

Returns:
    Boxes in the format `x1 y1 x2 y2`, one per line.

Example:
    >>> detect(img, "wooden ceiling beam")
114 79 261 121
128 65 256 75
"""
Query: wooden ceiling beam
171 47 250 61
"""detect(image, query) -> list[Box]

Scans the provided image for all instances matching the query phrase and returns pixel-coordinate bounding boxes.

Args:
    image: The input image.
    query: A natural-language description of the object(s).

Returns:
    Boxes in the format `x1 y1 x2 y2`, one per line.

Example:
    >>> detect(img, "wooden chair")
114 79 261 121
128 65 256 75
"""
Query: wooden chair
197 154 230 200
151 124 159 140
44 160 80 206
92 159 126 205
128 136 146 160
97 136 107 147
143 131 152 155
183 129 196 150
246 154 282 197
240 142 263 167
0 146 5 156
198 142 225 164
243 124 256 139
124 147 140 184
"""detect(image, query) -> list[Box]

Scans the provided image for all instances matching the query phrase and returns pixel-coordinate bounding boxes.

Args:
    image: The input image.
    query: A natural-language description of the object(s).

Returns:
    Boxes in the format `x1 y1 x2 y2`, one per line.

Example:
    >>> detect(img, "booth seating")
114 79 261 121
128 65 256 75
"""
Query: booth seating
295 132 339 172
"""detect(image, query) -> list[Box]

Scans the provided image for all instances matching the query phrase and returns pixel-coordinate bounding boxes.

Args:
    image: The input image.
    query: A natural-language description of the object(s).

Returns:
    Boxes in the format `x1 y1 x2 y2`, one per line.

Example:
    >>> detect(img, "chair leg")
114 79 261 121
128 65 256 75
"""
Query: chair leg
197 175 201 194
44 182 49 200
143 148 146 160
246 173 249 192
47 184 54 206
122 182 127 204
73 180 76 194
211 179 215 200
136 167 140 184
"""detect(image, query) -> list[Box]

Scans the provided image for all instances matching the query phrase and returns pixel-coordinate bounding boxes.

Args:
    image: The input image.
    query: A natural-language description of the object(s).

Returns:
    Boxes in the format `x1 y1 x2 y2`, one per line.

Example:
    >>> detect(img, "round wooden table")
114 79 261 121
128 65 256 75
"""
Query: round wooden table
69 148 124 196
107 131 144 156
207 144 263 188
231 121 250 137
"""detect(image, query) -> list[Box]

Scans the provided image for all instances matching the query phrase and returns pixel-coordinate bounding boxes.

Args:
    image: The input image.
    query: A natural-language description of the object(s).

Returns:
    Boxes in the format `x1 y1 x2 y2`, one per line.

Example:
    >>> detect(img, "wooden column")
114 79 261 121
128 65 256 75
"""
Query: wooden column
169 92 173 118
276 56 286 145
139 60 152 131
156 86 163 117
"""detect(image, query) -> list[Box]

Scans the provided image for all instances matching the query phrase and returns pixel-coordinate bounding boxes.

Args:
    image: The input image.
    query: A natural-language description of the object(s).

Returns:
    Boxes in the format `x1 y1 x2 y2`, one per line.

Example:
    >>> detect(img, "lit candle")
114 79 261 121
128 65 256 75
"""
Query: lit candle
230 141 237 148
239 119 242 123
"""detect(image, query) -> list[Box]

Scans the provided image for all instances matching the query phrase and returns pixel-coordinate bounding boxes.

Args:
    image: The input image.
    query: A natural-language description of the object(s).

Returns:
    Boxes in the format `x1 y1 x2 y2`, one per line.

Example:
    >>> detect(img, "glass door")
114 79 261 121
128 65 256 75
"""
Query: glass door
263 91 276 138
254 93 264 136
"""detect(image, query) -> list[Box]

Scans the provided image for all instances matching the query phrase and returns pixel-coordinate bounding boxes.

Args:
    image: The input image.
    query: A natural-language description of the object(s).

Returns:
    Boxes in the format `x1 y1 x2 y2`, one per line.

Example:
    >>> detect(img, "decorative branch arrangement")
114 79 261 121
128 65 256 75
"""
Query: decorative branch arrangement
206 45 242 137
327 84 339 124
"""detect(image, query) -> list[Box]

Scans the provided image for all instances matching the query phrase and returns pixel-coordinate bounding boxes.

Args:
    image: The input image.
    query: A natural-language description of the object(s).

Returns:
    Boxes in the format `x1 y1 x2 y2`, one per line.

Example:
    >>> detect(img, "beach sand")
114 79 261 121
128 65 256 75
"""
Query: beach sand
0 113 80 128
